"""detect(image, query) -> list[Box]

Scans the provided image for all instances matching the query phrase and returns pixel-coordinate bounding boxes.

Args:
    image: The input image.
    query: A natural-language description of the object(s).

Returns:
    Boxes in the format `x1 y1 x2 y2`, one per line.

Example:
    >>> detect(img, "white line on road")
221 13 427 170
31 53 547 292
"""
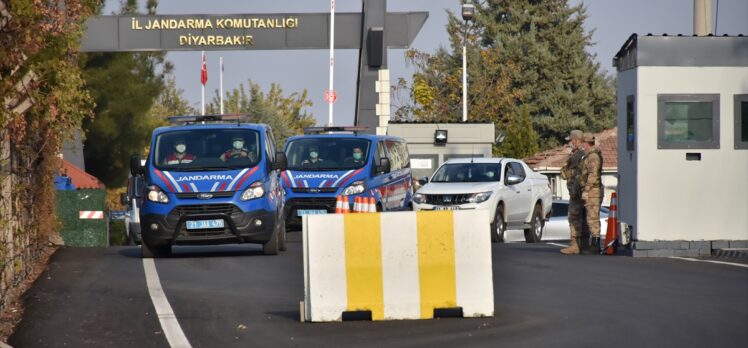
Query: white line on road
143 258 192 348
668 257 748 269
547 243 568 248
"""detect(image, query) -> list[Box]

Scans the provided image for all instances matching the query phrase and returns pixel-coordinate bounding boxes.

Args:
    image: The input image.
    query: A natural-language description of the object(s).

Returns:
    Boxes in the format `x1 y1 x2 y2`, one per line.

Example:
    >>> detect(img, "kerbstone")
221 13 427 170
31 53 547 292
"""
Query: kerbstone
647 249 675 257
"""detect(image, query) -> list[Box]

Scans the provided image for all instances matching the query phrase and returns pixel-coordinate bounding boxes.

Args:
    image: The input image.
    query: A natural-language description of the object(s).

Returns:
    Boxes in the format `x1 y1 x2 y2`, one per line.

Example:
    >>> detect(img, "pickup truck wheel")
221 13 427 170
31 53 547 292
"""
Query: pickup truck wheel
491 205 506 243
524 204 544 243
263 227 279 255
142 243 171 258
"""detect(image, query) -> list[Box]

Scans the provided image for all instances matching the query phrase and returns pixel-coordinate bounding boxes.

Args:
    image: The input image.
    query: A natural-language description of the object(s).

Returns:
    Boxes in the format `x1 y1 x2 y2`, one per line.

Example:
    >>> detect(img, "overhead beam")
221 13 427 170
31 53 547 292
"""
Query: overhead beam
80 12 427 52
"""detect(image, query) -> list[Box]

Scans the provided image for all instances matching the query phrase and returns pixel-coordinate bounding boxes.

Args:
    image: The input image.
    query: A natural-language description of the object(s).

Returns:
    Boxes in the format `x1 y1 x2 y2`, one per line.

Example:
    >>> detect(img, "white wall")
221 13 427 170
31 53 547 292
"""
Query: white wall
634 66 748 241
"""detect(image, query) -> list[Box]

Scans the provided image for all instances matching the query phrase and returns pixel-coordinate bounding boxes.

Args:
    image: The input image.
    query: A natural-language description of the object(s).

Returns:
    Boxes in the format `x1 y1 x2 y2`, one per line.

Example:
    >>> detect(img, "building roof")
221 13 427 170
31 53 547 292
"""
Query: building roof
524 128 617 172
613 33 748 72
60 159 105 189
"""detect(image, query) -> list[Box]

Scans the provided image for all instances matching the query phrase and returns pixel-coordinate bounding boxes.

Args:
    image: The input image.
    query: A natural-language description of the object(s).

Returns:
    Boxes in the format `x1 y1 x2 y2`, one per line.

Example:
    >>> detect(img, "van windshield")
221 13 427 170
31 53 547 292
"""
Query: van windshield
153 129 261 171
286 138 371 171
431 163 501 183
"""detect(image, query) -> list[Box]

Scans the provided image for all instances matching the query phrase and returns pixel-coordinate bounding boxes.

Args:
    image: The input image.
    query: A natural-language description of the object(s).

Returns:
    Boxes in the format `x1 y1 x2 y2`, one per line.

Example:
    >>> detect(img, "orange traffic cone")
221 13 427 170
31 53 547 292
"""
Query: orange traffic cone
368 196 377 213
335 196 344 214
353 196 362 213
341 195 350 214
603 192 619 255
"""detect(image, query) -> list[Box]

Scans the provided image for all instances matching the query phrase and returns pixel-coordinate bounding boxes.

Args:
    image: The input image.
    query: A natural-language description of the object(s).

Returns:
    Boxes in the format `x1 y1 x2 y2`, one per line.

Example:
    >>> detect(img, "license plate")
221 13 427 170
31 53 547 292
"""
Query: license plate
297 209 328 216
434 206 460 211
185 219 225 230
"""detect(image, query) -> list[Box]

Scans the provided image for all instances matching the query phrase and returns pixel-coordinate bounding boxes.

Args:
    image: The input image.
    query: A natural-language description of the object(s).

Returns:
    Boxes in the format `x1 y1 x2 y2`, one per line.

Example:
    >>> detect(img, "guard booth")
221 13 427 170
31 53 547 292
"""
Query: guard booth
613 34 748 256
386 121 495 181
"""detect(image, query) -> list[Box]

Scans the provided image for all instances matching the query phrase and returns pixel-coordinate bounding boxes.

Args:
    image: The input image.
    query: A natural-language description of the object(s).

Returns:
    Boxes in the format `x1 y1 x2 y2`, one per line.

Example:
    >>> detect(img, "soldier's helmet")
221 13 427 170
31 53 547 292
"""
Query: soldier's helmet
565 130 583 141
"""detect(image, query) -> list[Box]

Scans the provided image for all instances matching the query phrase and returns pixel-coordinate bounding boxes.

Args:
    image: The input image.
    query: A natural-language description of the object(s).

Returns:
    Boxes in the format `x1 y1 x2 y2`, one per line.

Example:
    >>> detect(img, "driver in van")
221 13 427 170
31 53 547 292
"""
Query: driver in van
164 137 196 165
220 135 257 162
301 145 324 166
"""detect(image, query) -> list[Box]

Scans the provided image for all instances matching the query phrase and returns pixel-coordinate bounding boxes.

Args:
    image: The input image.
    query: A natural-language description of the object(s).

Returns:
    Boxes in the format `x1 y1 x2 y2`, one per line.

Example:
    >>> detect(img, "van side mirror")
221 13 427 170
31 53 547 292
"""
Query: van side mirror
505 174 523 186
120 193 129 205
378 158 391 174
274 151 288 171
130 155 144 176
418 176 429 186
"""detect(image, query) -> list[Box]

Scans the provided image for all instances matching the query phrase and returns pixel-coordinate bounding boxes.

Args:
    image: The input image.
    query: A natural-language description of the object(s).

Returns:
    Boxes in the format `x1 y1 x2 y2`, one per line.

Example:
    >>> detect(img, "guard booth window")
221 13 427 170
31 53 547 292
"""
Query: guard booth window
657 94 720 149
626 95 635 151
736 95 748 150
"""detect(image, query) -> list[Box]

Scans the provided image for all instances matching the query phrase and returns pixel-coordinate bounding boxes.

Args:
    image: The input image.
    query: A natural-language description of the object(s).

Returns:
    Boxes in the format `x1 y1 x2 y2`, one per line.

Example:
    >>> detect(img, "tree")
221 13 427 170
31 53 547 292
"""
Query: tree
395 0 615 150
149 75 198 122
475 0 615 148
80 0 170 187
497 106 539 159
207 81 315 146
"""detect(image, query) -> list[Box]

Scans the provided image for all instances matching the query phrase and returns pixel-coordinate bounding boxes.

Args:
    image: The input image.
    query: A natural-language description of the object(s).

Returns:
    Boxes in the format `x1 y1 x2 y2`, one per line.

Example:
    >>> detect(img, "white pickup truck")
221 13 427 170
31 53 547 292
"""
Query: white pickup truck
412 158 553 243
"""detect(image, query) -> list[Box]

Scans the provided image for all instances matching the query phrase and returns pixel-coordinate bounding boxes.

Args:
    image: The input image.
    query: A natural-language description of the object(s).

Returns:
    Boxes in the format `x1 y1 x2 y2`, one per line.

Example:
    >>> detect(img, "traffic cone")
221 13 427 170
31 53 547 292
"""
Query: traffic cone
353 196 361 213
341 195 350 214
368 196 377 213
335 196 344 214
603 192 619 255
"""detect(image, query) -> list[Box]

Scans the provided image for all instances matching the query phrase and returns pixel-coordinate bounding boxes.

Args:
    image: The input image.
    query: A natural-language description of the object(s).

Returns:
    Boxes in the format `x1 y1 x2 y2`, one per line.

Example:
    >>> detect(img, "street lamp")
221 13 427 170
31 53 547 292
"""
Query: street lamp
461 0 475 122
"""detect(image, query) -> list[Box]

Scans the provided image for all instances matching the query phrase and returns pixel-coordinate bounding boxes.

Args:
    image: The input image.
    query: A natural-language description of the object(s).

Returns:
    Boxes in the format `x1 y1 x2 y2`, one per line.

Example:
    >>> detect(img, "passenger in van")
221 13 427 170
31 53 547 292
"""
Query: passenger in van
343 146 366 166
164 137 196 165
301 146 325 166
220 135 257 162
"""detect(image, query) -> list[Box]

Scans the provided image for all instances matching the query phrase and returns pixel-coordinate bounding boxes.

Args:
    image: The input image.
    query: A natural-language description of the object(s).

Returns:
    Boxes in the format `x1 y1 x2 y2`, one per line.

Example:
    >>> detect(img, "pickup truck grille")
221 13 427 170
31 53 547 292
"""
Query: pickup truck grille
425 194 472 205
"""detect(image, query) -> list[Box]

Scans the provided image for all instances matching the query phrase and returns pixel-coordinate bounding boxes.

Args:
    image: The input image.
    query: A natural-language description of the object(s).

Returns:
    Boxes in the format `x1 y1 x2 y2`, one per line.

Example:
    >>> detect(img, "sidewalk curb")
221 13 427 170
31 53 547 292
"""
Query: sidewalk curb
712 248 748 260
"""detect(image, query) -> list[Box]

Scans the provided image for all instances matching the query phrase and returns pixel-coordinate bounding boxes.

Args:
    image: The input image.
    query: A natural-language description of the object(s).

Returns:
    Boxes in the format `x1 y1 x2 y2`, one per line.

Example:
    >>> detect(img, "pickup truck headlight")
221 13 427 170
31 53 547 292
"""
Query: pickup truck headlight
146 185 169 204
240 181 265 201
341 180 366 196
467 191 492 203
413 193 426 204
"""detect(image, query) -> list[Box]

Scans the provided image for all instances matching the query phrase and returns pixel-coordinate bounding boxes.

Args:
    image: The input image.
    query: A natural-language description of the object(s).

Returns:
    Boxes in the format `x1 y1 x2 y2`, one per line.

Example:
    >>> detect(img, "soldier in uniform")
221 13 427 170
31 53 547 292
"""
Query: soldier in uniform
579 132 604 254
560 130 586 255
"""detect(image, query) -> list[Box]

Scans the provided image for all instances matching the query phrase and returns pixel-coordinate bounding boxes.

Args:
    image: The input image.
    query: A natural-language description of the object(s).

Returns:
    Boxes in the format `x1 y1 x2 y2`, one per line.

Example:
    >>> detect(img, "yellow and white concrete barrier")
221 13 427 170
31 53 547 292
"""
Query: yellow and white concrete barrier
302 210 494 322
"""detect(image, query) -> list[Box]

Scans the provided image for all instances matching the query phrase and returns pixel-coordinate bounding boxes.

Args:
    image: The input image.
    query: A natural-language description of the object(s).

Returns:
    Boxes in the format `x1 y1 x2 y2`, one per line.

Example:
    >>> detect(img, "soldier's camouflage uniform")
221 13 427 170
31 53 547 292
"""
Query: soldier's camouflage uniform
560 147 585 238
580 146 604 237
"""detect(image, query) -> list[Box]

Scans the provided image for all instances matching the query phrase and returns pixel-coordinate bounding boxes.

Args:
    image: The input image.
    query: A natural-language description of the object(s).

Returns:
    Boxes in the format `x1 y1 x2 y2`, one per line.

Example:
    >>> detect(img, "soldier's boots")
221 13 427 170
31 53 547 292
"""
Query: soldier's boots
560 238 580 255
581 236 601 255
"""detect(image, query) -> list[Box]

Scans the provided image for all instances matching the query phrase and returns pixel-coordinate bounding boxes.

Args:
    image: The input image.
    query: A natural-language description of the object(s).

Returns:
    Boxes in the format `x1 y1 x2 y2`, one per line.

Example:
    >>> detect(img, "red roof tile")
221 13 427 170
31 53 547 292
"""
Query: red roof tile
60 159 105 189
524 128 617 170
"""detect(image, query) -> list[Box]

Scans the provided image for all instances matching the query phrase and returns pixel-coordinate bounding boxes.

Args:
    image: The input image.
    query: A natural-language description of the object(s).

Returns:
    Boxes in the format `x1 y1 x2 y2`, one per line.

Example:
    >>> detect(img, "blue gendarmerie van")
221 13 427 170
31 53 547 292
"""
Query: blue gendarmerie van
281 126 413 229
129 115 288 258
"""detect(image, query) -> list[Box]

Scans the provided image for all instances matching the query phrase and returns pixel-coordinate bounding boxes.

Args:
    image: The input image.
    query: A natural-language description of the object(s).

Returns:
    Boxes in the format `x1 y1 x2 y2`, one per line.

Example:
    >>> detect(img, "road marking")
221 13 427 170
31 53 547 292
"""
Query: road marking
669 257 748 269
547 243 568 248
143 259 192 348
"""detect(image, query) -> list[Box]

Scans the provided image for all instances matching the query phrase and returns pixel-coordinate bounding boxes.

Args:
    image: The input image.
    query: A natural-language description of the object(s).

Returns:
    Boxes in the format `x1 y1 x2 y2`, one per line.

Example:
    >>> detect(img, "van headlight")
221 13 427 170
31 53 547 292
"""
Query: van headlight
341 180 366 196
467 191 492 203
240 181 265 201
147 185 169 204
413 193 426 204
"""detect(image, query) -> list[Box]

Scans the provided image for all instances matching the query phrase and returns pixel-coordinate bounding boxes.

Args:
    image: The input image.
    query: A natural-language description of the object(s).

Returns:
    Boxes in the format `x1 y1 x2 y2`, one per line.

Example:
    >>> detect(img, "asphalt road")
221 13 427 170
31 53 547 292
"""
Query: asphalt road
9 234 748 348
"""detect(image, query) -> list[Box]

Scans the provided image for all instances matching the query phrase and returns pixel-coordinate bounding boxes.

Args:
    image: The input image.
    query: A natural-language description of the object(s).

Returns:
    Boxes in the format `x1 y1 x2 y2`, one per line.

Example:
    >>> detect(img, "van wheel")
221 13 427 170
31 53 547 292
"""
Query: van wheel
524 204 544 243
278 219 287 252
263 228 279 255
142 243 171 258
491 205 505 243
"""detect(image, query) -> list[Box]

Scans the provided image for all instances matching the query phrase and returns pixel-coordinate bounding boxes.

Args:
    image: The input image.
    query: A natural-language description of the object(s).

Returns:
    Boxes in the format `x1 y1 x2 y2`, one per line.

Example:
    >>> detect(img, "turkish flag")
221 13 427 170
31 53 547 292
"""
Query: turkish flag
200 52 207 85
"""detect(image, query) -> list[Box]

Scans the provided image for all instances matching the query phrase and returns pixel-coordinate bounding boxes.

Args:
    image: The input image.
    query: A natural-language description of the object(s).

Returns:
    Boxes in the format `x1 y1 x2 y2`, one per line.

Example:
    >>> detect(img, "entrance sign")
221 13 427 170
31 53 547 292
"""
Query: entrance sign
81 13 425 52
80 0 427 133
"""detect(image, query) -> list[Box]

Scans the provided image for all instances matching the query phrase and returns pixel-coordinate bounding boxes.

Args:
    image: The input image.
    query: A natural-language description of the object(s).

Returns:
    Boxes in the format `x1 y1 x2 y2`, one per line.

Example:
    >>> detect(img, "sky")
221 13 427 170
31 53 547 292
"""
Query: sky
101 0 748 126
